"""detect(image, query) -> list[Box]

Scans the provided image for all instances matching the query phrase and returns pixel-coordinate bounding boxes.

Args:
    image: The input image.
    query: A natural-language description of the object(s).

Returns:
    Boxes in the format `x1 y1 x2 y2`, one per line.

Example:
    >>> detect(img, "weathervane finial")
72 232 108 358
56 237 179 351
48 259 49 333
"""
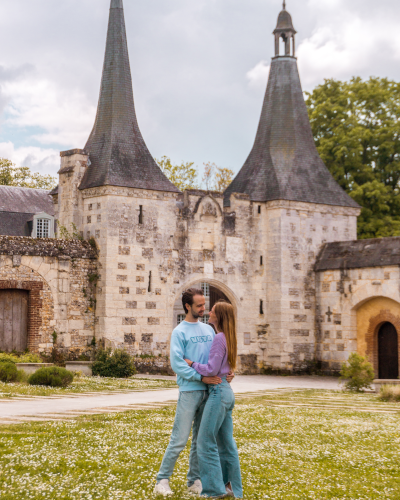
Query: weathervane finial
283 0 286 9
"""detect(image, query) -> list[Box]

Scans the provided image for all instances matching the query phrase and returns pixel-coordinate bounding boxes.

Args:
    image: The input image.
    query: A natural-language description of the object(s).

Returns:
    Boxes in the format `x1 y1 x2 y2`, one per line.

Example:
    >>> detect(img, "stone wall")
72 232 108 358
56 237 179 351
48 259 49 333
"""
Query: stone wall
0 236 97 357
263 200 359 372
316 265 400 373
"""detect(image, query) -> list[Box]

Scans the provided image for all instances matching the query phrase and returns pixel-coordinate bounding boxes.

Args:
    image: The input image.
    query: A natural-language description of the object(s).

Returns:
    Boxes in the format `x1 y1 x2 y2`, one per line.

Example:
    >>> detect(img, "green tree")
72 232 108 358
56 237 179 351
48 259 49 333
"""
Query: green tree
157 156 199 191
214 167 235 192
0 158 57 190
203 161 235 192
305 77 400 239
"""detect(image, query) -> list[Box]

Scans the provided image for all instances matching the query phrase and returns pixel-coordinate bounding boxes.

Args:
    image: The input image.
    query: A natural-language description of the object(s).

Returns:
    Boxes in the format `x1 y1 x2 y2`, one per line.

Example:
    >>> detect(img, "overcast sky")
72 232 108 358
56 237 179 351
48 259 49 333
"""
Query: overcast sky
0 0 400 181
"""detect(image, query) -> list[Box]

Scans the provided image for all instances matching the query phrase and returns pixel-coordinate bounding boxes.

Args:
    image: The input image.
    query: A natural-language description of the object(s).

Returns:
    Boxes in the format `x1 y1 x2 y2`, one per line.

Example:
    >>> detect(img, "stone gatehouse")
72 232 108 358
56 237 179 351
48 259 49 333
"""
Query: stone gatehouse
1 0 400 376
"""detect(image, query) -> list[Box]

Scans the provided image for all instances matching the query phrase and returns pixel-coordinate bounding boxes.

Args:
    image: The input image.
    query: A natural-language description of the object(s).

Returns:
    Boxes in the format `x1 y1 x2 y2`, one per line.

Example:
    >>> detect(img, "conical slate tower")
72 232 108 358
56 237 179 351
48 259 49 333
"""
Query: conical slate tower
80 0 179 193
224 3 358 208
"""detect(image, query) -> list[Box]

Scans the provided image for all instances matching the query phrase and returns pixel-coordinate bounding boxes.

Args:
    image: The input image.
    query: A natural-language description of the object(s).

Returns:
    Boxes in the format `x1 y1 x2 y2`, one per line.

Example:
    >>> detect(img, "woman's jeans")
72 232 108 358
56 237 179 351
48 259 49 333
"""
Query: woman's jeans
197 380 243 498
156 390 208 485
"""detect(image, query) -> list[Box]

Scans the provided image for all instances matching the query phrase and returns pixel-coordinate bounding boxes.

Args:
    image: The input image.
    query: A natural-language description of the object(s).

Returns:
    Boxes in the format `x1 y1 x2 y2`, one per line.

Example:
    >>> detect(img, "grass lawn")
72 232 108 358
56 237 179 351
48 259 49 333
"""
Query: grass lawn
0 376 177 398
0 390 399 499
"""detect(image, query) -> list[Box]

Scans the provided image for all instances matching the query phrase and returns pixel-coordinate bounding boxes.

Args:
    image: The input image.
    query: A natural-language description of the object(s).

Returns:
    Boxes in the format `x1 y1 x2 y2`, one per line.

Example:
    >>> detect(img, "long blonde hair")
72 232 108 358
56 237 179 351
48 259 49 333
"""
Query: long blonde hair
214 301 237 370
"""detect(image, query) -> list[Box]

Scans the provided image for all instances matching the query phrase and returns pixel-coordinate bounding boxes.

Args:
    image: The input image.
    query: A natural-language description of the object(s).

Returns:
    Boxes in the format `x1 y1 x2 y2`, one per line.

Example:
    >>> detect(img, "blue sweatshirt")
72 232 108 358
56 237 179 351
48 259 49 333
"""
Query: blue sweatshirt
170 320 215 392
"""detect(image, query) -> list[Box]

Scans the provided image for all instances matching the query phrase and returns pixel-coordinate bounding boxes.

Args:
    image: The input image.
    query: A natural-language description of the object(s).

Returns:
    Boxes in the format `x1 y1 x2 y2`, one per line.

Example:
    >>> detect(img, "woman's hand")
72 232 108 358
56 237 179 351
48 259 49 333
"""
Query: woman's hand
185 359 193 367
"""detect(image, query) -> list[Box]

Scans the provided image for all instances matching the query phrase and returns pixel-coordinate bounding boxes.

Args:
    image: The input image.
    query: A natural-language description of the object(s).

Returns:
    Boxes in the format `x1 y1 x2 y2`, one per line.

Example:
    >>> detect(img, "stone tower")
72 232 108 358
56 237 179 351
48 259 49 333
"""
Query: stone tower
224 2 360 370
57 0 182 352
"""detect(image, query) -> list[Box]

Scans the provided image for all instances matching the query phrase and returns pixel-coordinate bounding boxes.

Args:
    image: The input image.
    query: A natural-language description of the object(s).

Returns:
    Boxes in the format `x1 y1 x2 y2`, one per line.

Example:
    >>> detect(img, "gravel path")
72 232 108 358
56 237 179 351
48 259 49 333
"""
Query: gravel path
0 375 343 423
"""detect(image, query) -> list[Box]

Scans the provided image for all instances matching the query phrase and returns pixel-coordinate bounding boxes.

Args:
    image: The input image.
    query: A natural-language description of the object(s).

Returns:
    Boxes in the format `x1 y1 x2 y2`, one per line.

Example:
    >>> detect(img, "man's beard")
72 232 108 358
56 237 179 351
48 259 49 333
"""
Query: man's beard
192 311 203 319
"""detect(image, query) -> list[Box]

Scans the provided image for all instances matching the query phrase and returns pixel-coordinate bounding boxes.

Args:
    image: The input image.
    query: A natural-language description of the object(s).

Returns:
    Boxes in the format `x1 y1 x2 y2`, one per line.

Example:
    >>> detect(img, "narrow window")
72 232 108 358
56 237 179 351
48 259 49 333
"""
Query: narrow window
148 271 152 292
244 332 251 346
139 205 143 224
260 300 264 315
177 314 185 325
258 205 261 214
36 219 49 238
260 256 263 266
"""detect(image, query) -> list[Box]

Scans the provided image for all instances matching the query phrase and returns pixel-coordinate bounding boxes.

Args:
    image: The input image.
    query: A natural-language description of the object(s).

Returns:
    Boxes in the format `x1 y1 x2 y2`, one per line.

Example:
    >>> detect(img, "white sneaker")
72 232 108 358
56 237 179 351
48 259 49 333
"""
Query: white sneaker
187 479 202 495
154 479 173 497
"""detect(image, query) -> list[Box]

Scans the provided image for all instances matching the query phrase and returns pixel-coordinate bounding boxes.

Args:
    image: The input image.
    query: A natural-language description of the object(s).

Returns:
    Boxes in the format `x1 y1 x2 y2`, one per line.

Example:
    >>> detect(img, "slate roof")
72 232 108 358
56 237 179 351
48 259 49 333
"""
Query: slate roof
79 0 179 193
274 7 296 32
315 238 400 271
224 9 359 209
0 186 55 236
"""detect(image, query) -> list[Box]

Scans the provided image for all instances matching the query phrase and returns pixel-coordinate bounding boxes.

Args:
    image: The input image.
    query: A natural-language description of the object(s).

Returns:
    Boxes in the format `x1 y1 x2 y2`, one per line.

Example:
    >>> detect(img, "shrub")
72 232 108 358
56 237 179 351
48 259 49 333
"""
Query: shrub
28 367 74 388
0 361 19 383
0 352 43 364
340 352 375 392
379 384 400 402
92 349 136 378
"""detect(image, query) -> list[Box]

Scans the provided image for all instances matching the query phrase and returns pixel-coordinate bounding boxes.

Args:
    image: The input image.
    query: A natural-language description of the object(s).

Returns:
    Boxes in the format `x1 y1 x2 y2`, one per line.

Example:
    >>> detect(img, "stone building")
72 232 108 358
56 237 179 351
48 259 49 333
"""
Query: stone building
0 0 400 377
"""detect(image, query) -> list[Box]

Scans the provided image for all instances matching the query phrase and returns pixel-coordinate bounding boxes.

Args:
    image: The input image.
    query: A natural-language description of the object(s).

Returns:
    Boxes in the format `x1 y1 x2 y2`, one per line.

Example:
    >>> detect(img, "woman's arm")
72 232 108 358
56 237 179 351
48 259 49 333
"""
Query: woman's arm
190 334 226 377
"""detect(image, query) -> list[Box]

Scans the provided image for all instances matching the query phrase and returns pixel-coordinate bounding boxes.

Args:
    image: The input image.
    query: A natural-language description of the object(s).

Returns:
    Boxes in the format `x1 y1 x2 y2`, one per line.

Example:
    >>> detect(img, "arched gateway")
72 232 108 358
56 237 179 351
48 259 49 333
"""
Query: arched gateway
378 322 399 379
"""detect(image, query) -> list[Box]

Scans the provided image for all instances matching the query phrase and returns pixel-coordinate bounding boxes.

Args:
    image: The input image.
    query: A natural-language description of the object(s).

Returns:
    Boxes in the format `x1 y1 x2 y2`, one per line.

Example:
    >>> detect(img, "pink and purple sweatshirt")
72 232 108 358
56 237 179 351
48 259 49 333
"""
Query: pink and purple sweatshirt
192 332 230 377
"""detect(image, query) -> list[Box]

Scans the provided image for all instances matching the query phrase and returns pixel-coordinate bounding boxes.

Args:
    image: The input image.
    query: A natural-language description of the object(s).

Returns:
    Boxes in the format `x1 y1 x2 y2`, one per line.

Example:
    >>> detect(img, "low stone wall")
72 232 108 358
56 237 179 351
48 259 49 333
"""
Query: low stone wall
0 235 97 259
133 356 174 376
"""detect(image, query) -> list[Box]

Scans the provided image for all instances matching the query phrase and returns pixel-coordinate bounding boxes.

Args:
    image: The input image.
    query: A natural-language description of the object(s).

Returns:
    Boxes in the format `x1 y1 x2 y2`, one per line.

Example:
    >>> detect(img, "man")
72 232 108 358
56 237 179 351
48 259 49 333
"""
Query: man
154 288 234 497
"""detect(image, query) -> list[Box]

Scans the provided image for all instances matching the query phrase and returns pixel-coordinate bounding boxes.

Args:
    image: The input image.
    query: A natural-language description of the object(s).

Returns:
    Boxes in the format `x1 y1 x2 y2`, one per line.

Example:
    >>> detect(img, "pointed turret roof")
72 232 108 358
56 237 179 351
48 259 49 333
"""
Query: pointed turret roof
79 0 179 193
224 6 358 208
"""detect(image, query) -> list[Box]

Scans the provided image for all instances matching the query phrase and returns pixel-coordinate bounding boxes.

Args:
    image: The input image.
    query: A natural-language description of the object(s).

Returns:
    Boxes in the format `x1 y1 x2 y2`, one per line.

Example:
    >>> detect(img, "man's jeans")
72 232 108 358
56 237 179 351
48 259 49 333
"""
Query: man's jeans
156 390 208 485
197 380 243 498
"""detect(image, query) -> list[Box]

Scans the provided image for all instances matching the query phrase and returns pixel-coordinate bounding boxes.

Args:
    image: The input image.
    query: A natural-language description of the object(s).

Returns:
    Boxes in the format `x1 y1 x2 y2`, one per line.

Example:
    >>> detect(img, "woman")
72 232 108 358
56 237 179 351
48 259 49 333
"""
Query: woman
185 301 243 499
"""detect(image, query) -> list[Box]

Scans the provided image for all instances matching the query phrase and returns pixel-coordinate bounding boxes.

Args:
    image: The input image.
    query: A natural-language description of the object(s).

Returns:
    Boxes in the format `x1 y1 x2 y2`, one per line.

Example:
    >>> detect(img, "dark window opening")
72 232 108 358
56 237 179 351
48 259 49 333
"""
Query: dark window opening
258 205 261 214
139 206 143 225
260 300 264 315
148 271 152 293
260 256 263 266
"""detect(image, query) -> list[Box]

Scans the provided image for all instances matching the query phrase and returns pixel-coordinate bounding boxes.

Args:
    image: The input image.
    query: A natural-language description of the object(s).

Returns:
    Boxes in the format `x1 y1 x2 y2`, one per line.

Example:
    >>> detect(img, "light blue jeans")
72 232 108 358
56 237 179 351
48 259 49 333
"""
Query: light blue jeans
197 380 243 498
156 390 208 485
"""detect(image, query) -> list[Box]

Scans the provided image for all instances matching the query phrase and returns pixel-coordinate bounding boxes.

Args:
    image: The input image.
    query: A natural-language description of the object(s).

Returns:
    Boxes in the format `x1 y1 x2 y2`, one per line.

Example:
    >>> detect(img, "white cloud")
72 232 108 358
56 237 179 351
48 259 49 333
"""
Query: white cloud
2 76 95 147
0 141 59 177
246 61 270 89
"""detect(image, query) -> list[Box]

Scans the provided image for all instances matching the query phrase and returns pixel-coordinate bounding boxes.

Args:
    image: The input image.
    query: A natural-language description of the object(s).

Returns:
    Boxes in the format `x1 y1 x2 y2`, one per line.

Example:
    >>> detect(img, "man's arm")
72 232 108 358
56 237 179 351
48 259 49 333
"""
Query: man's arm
202 376 222 385
170 331 202 382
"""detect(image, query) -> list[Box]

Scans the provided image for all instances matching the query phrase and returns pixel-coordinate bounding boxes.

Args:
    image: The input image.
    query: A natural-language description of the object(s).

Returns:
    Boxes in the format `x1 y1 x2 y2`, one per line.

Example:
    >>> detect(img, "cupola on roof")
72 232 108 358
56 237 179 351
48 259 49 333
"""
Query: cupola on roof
274 2 296 32
224 3 359 209
79 0 179 193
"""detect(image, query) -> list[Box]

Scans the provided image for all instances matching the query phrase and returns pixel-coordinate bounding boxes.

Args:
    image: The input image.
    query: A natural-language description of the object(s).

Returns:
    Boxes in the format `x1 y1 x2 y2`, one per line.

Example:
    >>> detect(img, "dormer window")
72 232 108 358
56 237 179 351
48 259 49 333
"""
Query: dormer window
31 213 55 239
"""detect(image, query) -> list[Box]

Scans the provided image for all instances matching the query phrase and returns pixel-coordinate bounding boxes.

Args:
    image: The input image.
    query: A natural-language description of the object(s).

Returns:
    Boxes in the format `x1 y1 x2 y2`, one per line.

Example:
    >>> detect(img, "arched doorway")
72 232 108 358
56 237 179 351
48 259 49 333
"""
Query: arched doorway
173 282 231 327
378 322 399 379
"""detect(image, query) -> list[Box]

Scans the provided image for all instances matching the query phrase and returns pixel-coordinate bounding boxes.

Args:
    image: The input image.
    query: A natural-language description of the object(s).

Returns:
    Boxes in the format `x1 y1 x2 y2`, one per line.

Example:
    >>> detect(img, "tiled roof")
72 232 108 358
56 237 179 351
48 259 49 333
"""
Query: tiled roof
0 186 54 236
0 212 33 236
0 186 55 215
315 238 400 271
224 55 359 209
79 0 179 194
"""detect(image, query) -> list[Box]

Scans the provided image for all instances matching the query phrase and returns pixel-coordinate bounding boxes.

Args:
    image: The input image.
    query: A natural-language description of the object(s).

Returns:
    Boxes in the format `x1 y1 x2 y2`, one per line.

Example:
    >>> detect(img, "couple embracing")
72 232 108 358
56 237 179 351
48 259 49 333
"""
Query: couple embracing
154 288 243 498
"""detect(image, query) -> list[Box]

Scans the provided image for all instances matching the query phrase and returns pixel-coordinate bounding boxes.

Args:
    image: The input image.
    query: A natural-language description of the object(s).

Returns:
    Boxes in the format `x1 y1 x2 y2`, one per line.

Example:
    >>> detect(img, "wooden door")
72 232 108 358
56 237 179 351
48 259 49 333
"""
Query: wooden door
0 290 29 352
378 322 399 379
209 286 230 311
